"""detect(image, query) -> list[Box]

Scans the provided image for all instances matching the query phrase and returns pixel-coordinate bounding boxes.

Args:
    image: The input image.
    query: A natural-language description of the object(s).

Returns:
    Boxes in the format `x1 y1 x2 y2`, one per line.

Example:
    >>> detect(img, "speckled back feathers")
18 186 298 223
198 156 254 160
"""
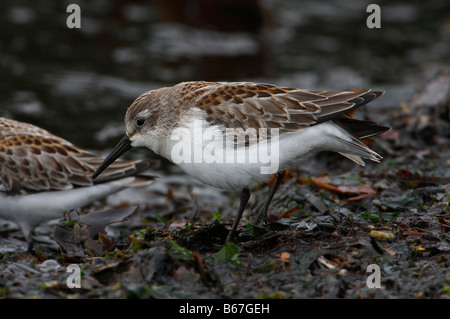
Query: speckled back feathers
0 118 152 195
125 81 386 138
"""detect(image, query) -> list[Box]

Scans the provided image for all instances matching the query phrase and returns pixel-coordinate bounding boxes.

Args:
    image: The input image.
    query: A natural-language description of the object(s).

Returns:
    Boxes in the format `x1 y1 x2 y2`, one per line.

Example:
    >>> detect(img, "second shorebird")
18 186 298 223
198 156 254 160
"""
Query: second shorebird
92 81 389 243
0 117 154 248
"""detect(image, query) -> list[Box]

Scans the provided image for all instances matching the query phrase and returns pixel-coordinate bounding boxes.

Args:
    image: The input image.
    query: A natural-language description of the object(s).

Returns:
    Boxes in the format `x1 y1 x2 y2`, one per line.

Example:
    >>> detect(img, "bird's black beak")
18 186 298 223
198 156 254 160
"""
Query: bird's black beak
92 135 132 179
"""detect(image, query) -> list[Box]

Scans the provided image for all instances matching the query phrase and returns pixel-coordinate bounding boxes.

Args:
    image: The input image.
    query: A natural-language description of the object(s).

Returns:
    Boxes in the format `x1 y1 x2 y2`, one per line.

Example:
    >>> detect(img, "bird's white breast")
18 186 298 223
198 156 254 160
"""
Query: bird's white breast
152 111 351 190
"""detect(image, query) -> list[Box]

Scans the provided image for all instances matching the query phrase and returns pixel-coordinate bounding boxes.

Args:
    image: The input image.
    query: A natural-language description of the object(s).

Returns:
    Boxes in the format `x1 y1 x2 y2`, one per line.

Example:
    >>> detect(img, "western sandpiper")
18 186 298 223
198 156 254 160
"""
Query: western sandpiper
92 81 389 243
0 117 154 247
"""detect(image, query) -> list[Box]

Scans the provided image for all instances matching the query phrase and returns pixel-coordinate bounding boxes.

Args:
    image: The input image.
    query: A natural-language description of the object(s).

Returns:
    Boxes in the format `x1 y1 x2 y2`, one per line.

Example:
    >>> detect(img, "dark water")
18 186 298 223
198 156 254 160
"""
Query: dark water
0 0 449 152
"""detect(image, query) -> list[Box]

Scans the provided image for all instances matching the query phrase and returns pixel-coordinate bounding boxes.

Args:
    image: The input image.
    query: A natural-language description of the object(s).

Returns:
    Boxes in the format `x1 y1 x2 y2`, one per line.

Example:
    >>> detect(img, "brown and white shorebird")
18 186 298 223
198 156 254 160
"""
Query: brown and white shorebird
0 117 154 247
92 81 389 243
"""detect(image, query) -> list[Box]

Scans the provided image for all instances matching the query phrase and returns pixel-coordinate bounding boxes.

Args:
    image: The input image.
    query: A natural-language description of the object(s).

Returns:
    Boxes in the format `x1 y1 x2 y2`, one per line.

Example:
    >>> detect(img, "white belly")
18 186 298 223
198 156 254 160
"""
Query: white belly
148 112 375 190
156 117 334 190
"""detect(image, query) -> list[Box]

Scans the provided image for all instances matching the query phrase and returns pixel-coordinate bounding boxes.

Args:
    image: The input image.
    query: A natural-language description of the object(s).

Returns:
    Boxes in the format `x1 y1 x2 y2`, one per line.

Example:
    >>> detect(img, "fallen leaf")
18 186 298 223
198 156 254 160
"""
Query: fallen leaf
298 177 376 198
280 252 290 264
169 219 187 229
55 206 139 259
280 206 302 218
370 230 396 240
346 194 371 202
303 189 328 213
383 247 397 257
298 176 342 193
79 206 139 239
338 183 376 195
317 255 337 269
268 169 292 187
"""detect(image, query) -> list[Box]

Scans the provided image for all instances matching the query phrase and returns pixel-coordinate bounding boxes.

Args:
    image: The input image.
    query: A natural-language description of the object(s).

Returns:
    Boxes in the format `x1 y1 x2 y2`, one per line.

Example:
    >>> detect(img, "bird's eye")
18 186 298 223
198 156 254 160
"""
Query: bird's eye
136 118 146 127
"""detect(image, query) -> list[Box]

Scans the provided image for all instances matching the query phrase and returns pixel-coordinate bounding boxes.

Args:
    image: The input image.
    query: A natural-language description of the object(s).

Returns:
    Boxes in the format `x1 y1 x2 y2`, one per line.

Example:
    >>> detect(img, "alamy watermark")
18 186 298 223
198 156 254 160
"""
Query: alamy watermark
66 4 381 30
66 264 81 288
66 4 81 29
170 119 280 174
366 264 381 288
367 4 381 29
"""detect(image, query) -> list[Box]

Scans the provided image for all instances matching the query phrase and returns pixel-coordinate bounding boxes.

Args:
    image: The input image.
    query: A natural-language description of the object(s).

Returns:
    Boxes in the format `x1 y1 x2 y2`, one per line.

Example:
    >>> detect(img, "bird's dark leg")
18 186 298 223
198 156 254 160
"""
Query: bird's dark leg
224 188 251 244
19 223 35 253
254 170 286 226
27 241 35 253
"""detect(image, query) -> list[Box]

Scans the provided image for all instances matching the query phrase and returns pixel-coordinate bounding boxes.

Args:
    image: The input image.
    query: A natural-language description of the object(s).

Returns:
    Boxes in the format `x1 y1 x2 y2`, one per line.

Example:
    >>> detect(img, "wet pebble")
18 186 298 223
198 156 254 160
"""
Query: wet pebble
37 259 63 272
